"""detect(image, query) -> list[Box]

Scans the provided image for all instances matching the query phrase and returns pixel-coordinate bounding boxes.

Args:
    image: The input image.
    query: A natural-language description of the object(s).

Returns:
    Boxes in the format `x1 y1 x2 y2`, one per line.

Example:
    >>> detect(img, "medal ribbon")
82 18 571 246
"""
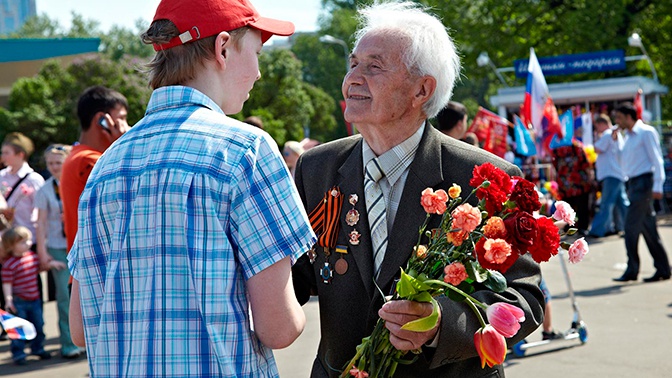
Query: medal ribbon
307 186 344 249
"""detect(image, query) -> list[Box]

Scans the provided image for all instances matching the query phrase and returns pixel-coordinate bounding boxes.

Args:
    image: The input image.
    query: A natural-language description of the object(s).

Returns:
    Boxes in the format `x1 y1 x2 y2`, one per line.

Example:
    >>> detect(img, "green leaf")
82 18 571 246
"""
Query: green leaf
484 271 508 292
396 269 431 298
401 298 440 332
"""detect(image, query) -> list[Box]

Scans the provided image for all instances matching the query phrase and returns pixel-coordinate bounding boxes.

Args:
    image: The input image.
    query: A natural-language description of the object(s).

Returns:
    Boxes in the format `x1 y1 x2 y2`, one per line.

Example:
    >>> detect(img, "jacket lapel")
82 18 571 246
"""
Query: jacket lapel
376 125 445 290
336 139 376 299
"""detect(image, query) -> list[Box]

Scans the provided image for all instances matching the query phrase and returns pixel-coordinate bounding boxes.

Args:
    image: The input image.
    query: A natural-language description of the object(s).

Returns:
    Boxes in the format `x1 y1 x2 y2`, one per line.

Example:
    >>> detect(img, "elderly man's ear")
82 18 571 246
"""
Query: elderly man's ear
414 75 437 108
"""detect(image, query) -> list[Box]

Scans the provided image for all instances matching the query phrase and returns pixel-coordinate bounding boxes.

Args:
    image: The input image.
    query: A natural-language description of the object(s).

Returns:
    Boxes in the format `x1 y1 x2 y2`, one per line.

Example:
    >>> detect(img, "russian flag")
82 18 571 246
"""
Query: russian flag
0 309 36 340
521 48 563 154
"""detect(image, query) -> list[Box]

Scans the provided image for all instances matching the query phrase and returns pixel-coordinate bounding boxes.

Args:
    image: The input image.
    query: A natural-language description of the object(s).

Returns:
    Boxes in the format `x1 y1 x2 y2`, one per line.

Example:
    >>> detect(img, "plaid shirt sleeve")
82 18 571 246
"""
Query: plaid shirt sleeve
229 133 316 280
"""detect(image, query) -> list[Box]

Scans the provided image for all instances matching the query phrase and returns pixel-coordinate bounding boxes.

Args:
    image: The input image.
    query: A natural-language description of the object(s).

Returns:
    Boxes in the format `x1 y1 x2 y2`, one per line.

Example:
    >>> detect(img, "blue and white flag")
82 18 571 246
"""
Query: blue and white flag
514 115 537 156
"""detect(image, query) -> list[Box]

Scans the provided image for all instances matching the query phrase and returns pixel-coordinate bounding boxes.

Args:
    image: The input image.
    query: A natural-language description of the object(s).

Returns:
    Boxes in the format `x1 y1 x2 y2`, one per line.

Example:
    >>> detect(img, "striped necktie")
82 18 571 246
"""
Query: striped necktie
364 158 387 278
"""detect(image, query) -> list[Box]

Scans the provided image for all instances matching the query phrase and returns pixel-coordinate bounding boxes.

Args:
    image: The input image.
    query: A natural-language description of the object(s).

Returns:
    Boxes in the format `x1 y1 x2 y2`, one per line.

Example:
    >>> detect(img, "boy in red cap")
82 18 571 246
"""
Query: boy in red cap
67 0 316 376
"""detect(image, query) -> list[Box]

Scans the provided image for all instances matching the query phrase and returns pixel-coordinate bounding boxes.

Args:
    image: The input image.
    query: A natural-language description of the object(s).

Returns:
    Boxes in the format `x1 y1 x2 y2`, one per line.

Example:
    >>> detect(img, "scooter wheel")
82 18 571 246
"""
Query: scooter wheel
512 339 527 357
578 326 588 343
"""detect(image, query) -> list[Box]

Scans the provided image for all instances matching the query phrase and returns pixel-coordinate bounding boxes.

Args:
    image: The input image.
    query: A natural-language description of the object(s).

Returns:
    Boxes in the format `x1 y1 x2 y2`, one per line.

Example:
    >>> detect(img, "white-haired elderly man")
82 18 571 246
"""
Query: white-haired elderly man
292 2 544 377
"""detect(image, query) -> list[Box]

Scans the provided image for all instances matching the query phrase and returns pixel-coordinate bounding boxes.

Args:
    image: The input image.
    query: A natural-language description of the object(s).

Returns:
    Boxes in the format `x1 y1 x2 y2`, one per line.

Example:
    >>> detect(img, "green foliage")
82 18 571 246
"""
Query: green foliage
242 48 338 146
2 56 151 169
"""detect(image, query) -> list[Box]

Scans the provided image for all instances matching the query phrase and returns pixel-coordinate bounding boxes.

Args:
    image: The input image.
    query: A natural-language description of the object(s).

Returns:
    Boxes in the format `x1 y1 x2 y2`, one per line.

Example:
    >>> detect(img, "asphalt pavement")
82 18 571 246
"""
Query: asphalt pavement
2 219 670 377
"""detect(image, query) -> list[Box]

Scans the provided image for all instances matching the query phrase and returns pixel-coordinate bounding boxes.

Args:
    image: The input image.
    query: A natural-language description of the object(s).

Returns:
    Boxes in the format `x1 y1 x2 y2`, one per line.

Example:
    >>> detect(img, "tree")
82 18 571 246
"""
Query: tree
241 48 337 145
0 56 151 169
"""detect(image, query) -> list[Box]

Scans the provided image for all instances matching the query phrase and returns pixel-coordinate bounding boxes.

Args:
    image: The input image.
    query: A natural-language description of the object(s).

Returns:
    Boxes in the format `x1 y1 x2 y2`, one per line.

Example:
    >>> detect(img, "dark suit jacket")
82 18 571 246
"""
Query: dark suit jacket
293 125 544 377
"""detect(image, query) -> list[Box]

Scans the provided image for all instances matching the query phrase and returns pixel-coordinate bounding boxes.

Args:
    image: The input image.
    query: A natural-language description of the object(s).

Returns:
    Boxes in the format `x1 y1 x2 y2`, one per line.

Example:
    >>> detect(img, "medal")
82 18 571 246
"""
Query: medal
334 245 348 275
345 209 360 226
349 194 358 206
320 262 333 284
334 258 348 275
349 230 361 245
308 248 316 264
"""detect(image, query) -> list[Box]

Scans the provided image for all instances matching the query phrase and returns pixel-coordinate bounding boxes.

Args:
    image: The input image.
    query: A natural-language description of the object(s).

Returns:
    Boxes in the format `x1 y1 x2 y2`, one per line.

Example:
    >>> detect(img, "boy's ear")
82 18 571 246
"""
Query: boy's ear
214 32 231 69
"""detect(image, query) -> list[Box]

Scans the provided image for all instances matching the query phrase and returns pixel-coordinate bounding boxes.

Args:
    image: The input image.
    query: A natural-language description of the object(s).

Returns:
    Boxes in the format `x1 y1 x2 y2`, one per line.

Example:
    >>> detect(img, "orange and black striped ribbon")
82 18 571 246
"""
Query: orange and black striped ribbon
307 187 344 249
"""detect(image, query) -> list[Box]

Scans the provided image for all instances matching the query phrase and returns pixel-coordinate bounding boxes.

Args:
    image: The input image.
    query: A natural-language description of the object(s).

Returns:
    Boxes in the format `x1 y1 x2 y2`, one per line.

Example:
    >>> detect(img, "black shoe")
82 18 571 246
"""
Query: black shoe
613 274 637 282
32 351 52 360
643 273 671 283
542 330 563 340
14 358 27 366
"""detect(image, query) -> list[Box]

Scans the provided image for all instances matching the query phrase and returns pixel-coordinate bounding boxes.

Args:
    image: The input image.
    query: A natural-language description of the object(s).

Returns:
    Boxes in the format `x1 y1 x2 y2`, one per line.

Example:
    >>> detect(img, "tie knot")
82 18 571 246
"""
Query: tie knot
365 158 385 183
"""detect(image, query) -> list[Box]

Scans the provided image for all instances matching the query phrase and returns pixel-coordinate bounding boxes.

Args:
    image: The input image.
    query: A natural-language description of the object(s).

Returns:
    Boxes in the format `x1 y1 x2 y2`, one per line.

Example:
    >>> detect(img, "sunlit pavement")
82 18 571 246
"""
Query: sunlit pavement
2 218 670 377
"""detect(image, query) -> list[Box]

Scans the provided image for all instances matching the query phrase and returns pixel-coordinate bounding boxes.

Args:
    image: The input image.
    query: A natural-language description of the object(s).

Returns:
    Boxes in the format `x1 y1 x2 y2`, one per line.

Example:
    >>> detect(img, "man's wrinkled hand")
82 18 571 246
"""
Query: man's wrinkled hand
378 299 440 351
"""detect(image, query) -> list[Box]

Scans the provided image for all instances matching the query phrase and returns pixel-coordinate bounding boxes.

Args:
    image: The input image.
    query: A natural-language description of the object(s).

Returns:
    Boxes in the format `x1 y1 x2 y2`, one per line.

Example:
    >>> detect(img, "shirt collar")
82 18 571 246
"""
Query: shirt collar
15 162 34 177
145 86 224 116
362 122 425 186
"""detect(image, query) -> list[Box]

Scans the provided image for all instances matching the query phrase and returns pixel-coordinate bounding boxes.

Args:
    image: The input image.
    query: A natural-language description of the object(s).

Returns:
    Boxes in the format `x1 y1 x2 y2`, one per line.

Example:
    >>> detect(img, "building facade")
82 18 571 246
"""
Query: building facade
1 0 36 35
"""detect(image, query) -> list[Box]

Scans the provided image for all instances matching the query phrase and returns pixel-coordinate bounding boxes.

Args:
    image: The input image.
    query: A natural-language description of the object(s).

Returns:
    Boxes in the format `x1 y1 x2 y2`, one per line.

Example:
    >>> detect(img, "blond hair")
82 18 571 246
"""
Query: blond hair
44 144 72 159
1 226 32 260
141 20 249 89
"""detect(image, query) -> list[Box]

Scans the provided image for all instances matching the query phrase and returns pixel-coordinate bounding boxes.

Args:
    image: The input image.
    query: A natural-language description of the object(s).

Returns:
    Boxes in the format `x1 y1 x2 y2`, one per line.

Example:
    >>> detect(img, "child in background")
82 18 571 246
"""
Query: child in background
1 226 65 365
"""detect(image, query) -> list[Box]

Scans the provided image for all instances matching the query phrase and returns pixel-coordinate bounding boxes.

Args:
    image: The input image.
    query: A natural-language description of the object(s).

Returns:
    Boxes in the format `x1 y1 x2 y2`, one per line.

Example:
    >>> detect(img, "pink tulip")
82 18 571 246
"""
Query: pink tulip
485 303 525 338
349 366 369 378
474 325 507 368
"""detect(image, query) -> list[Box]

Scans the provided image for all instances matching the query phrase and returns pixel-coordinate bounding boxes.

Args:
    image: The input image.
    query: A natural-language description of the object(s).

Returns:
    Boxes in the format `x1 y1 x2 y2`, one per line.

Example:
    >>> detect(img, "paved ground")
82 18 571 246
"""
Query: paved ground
2 220 671 377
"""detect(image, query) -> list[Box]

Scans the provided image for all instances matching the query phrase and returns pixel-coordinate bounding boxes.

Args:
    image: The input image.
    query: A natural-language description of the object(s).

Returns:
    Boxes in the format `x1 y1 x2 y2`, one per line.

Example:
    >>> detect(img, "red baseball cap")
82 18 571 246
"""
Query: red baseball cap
152 0 295 51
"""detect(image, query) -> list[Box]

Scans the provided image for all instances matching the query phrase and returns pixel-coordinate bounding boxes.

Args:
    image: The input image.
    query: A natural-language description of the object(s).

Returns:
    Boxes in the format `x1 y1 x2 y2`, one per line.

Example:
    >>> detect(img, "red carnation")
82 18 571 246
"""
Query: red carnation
509 177 541 213
528 217 560 263
470 163 512 216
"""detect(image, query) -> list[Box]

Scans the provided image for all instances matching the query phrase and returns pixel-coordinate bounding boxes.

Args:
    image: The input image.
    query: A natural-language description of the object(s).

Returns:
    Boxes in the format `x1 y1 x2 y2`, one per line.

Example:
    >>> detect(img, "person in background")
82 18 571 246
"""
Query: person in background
2 226 65 365
434 101 468 140
34 144 83 359
68 0 316 376
60 86 130 254
588 114 629 238
291 2 543 376
243 115 264 129
612 102 670 282
551 139 595 236
283 140 304 177
0 132 45 335
0 133 45 239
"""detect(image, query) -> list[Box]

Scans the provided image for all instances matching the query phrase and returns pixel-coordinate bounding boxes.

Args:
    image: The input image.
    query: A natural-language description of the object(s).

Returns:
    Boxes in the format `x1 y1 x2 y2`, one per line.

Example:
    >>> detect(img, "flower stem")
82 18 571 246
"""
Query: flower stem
422 279 488 311
465 297 488 328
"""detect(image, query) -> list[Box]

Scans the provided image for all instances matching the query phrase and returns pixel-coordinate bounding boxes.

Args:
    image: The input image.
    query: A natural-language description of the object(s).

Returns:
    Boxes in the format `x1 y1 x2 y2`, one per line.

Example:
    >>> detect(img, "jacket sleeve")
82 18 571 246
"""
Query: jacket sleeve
292 154 318 306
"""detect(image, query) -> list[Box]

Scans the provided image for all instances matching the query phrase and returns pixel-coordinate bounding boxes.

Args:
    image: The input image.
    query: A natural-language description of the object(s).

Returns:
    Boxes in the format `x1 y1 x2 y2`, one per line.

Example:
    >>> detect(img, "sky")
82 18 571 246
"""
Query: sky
36 0 322 40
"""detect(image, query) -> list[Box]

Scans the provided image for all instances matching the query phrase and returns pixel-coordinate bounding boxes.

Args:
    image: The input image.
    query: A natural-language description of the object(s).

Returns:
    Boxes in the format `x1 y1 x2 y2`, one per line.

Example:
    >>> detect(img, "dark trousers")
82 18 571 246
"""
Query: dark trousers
623 173 671 277
564 192 591 233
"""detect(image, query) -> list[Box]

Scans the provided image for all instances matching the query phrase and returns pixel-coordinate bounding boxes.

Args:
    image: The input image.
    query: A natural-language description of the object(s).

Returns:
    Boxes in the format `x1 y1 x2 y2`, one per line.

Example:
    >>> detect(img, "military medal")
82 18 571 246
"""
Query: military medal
334 245 348 275
306 186 345 284
349 230 361 245
349 194 358 206
320 262 333 284
308 248 316 264
345 209 360 226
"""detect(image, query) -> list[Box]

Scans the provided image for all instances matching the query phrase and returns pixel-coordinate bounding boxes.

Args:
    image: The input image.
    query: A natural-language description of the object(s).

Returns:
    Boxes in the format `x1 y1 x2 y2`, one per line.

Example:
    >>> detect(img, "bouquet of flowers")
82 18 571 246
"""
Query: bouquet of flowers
342 163 588 378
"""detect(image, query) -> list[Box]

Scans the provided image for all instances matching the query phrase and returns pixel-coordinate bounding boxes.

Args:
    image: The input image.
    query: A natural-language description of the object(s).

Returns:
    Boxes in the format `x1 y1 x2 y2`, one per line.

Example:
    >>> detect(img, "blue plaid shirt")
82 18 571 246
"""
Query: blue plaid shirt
68 86 316 377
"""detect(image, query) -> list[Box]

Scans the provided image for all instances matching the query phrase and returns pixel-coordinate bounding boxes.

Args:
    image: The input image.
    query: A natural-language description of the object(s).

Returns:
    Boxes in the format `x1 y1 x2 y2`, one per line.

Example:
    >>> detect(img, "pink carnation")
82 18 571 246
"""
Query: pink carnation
568 237 589 263
483 238 512 264
444 262 469 286
552 201 576 226
451 203 482 234
421 188 449 215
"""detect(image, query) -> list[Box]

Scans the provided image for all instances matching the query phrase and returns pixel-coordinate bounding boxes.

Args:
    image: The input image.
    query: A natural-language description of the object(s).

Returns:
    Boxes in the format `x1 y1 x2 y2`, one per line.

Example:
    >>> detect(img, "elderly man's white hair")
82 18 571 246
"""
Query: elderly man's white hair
353 1 460 119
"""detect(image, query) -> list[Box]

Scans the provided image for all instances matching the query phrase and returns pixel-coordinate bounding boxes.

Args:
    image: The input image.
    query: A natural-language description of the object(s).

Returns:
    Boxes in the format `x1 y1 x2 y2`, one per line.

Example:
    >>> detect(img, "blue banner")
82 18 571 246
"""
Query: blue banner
549 110 574 149
514 50 626 78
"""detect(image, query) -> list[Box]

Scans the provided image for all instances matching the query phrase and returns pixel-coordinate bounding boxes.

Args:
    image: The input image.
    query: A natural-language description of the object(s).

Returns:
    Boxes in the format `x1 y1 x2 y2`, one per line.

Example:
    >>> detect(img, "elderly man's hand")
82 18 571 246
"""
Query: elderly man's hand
378 299 440 351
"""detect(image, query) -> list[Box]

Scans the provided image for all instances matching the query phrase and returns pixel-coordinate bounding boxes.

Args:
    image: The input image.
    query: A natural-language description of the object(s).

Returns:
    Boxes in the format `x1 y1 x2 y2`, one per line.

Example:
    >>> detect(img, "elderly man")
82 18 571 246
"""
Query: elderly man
292 2 544 377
